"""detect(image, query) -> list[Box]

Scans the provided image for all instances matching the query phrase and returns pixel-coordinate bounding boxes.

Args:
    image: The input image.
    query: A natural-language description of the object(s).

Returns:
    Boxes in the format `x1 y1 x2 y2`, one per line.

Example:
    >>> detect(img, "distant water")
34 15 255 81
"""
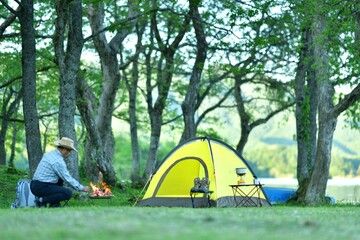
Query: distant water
259 178 360 203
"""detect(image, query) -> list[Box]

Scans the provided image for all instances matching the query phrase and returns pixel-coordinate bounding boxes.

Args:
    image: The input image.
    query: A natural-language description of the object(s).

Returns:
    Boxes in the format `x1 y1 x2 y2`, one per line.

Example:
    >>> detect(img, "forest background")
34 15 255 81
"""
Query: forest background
10 113 360 182
1 0 360 205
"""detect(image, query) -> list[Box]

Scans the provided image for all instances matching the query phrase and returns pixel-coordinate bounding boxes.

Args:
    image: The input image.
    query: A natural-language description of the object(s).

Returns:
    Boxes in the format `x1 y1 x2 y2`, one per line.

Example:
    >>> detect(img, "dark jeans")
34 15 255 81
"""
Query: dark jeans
30 179 72 207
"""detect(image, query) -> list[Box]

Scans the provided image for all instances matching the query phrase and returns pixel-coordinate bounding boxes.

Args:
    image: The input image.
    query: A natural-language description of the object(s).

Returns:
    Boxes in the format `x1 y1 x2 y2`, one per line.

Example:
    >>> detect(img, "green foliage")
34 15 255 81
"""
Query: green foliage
0 166 30 208
0 52 22 81
113 136 135 179
197 128 223 141
246 145 297 178
344 102 360 130
113 135 177 180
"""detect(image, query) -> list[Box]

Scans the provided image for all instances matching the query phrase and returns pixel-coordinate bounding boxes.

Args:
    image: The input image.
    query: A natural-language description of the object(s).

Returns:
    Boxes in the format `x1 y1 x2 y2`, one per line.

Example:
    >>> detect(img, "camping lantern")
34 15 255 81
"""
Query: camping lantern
236 168 247 184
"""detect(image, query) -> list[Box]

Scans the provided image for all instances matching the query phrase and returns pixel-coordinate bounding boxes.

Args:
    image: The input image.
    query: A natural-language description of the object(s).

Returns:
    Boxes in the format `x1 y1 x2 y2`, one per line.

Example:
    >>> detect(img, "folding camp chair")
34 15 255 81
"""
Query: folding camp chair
61 199 70 207
190 189 213 208
190 177 213 208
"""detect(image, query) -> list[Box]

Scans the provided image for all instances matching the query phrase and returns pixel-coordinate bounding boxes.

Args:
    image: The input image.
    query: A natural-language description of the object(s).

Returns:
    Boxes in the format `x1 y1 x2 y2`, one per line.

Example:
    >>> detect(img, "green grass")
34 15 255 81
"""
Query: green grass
1 166 360 240
0 165 142 209
1 206 360 240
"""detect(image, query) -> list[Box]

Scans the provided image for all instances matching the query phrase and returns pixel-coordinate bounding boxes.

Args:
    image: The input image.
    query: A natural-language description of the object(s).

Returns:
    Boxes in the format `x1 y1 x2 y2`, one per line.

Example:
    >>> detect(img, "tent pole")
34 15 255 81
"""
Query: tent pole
132 174 153 207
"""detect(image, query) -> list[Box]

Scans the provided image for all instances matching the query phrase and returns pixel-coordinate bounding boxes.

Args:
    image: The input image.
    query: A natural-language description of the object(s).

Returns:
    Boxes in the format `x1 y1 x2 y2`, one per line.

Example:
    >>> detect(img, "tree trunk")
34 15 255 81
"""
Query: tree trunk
305 83 336 205
145 115 162 179
54 0 83 181
85 4 118 184
75 76 114 184
180 0 207 143
304 2 360 204
125 20 145 187
0 88 22 166
234 81 250 156
143 6 190 180
295 26 313 199
19 0 43 177
144 61 172 179
234 74 294 156
0 94 10 166
0 90 14 165
304 6 333 205
83 1 136 185
296 0 360 205
128 58 142 185
9 120 19 168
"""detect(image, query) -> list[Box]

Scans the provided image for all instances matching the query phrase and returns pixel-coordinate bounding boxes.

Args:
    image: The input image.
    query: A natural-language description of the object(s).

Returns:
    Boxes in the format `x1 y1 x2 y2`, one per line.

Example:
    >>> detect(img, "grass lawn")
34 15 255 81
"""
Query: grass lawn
1 166 359 240
1 205 360 240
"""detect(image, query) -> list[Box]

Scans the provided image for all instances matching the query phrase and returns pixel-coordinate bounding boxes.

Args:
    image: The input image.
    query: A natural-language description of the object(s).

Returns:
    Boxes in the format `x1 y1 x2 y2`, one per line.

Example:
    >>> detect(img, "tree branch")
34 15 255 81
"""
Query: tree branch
0 0 20 15
0 65 56 89
333 83 360 116
249 101 295 129
0 6 20 37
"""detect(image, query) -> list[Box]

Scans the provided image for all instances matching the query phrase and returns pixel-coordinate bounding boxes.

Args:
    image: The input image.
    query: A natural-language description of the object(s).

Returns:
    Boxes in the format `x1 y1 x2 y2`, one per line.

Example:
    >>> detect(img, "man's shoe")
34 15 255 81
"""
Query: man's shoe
34 197 46 208
49 202 62 208
191 178 201 192
199 177 210 193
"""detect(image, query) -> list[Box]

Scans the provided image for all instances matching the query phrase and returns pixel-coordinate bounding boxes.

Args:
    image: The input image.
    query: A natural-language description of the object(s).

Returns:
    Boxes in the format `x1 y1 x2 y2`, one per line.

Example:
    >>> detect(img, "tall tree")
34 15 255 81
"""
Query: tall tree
8 120 20 168
294 16 317 198
122 13 147 186
212 0 297 156
53 0 84 180
179 0 208 143
294 0 360 205
0 1 59 171
17 0 43 176
79 0 137 184
143 1 191 179
234 77 295 156
0 88 22 166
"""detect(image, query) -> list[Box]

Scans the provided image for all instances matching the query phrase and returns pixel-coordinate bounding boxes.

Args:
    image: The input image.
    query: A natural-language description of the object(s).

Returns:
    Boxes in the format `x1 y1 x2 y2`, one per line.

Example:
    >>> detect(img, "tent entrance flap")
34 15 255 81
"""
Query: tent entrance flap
154 158 208 197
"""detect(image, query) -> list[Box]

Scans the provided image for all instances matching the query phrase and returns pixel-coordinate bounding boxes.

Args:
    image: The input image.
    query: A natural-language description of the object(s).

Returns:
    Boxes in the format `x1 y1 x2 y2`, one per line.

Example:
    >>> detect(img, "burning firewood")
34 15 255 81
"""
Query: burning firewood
89 181 113 197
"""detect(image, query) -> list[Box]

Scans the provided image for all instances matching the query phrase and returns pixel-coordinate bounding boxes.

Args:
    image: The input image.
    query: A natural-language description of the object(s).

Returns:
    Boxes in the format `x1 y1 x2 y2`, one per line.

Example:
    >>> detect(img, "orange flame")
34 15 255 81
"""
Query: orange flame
90 181 113 197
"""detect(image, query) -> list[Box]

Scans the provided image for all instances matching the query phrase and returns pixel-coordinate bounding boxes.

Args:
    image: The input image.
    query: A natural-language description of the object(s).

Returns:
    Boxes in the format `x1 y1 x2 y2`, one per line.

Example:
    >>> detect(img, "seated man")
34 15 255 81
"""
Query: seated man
30 137 90 207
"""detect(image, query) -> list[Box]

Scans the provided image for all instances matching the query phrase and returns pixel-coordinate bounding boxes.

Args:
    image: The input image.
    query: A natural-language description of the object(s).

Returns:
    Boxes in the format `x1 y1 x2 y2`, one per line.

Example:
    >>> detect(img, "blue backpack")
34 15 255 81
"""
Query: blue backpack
11 179 36 208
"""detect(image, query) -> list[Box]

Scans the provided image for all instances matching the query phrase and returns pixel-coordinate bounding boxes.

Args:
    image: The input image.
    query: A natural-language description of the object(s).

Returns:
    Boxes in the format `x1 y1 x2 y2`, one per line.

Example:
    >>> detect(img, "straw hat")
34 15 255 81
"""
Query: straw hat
54 137 77 152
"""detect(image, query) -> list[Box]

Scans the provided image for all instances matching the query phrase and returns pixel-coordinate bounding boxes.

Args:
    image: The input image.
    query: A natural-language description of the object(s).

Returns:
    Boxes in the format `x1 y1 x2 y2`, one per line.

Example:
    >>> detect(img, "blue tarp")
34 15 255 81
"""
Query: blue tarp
263 186 336 204
263 187 297 204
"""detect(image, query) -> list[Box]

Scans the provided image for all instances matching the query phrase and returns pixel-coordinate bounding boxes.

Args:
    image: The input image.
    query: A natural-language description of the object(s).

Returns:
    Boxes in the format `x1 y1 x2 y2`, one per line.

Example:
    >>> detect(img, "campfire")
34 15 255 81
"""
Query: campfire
89 181 113 198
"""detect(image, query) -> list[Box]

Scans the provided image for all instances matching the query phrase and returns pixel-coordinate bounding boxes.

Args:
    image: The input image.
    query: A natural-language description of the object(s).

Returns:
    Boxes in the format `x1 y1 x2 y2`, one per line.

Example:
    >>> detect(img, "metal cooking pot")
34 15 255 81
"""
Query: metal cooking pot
236 168 247 175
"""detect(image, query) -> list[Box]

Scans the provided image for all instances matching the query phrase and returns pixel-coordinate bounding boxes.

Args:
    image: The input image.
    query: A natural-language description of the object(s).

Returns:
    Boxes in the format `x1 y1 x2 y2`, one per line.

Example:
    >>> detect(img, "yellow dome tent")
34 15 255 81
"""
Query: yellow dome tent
136 137 271 207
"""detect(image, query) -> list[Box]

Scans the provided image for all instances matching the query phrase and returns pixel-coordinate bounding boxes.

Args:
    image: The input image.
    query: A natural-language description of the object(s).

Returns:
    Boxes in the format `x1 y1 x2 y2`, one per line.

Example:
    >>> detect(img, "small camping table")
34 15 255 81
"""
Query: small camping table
229 184 263 207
